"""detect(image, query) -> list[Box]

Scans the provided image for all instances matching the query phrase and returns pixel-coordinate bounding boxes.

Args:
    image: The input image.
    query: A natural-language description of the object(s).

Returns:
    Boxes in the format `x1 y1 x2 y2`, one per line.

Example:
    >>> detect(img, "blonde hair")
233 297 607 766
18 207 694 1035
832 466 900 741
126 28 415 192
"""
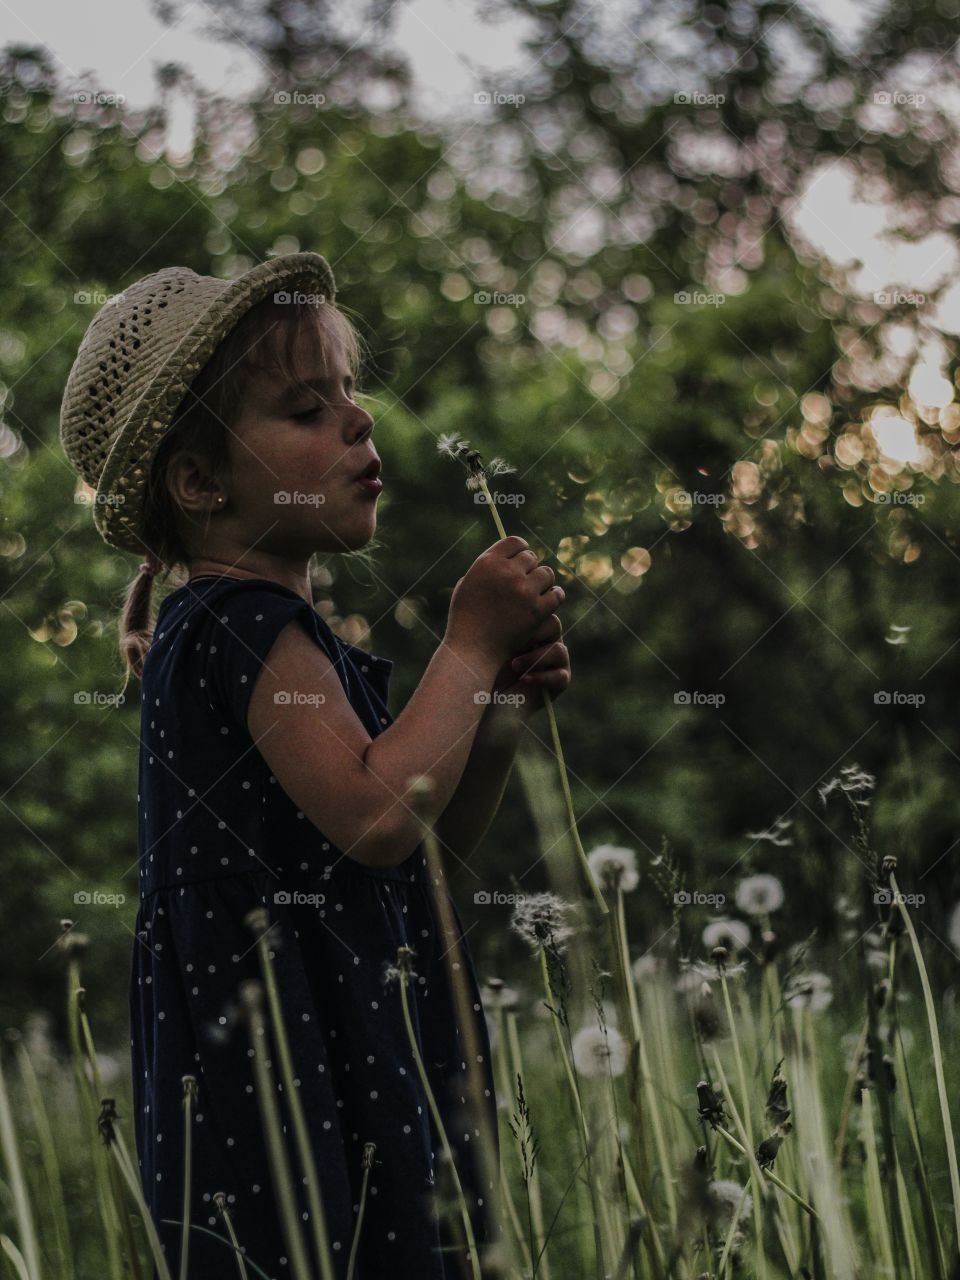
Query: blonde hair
117 295 370 689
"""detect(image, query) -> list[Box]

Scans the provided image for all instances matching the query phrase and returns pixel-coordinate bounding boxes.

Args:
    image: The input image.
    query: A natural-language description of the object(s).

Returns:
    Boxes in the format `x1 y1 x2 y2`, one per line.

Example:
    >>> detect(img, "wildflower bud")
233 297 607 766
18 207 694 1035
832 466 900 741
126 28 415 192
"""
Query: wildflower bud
238 978 265 1014
97 1097 118 1146
694 1144 709 1169
362 1141 376 1169
213 1191 226 1213
756 1134 783 1169
881 855 897 878
57 926 89 958
244 906 270 936
182 1074 198 1106
765 1065 790 1125
710 945 729 970
696 1081 725 1128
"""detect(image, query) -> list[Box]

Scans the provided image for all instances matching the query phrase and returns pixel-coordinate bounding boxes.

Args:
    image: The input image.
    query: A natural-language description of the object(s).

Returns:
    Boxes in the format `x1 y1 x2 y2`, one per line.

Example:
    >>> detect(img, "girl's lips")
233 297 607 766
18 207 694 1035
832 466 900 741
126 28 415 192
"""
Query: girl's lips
354 476 384 494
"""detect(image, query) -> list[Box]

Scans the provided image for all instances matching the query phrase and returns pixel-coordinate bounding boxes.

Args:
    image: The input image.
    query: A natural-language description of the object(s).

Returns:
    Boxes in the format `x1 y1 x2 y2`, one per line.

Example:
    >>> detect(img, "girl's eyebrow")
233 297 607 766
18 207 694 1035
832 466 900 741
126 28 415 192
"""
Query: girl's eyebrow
275 374 354 406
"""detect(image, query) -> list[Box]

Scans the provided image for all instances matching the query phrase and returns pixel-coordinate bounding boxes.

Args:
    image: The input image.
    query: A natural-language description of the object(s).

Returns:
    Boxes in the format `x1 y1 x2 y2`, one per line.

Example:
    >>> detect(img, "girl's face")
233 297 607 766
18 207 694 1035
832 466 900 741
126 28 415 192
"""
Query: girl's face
223 325 381 558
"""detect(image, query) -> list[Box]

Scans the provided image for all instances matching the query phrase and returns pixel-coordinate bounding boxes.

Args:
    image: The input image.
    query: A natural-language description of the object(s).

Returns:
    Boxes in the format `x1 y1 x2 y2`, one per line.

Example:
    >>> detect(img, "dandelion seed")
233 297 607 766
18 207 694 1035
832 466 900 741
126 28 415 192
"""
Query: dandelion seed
586 843 639 893
784 971 833 1011
509 892 577 954
571 1023 628 1077
436 432 516 493
708 1178 753 1224
702 917 751 953
685 954 748 981
818 763 876 807
383 946 419 986
735 874 785 917
745 816 794 847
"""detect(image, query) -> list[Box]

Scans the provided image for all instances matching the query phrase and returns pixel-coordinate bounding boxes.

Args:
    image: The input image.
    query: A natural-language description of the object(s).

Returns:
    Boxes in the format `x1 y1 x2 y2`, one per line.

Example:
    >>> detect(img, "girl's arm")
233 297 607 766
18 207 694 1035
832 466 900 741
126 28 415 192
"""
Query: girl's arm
247 537 565 870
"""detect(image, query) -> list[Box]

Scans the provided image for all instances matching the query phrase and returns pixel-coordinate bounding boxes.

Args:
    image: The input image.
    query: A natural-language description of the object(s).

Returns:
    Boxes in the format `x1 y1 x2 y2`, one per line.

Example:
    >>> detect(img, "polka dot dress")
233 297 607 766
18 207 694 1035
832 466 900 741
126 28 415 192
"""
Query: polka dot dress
131 577 500 1279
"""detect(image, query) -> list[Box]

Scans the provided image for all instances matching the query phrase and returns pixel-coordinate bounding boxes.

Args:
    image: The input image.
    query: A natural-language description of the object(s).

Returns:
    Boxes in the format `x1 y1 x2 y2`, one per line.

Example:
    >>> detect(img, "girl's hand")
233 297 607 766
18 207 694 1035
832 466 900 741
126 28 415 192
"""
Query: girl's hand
491 613 571 714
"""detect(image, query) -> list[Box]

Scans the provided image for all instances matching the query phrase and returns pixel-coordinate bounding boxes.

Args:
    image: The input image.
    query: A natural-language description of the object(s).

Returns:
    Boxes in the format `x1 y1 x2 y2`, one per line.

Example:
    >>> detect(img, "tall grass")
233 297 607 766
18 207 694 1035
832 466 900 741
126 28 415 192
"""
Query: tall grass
1 763 958 1278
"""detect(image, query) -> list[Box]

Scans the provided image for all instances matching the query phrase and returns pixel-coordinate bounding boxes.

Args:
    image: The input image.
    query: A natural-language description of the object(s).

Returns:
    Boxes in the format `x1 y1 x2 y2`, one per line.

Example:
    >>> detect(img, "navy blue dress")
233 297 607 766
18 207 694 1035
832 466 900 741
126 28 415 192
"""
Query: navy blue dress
130 576 500 1279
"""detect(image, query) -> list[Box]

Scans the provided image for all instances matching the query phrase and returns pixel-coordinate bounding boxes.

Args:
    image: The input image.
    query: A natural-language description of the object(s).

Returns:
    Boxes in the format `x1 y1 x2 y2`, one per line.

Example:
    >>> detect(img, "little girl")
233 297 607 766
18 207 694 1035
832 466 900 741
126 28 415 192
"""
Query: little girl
59 252 570 1280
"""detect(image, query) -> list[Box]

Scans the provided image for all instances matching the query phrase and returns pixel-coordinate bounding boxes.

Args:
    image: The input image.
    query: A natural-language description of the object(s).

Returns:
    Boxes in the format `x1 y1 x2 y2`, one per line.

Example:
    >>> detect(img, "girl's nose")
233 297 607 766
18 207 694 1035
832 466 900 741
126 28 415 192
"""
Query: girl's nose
348 402 375 442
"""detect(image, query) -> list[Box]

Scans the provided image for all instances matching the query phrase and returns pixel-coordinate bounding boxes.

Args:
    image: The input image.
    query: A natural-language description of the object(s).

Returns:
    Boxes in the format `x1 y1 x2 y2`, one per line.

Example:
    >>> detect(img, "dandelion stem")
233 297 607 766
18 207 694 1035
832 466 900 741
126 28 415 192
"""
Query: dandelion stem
179 1076 196 1280
239 981 313 1280
712 1121 818 1220
538 946 606 1278
346 1143 376 1280
890 871 960 1249
246 912 336 1280
213 1194 250 1280
0 1047 44 1280
708 1049 768 1280
397 962 482 1280
471 467 608 917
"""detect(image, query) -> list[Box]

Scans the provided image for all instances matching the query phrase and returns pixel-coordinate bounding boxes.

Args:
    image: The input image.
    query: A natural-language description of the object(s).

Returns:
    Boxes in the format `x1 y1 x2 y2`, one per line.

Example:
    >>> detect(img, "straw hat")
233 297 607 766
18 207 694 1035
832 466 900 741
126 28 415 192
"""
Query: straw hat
59 252 336 554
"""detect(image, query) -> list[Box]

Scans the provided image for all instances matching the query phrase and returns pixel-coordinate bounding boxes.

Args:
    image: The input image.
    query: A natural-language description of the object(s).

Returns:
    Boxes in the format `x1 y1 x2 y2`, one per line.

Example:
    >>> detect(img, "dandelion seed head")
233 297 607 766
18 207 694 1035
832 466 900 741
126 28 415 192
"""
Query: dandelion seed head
632 953 660 982
702 917 751 953
735 874 785 917
586 843 639 894
509 892 577 953
784 971 833 1011
708 1178 753 1223
482 978 521 1012
571 1023 629 1077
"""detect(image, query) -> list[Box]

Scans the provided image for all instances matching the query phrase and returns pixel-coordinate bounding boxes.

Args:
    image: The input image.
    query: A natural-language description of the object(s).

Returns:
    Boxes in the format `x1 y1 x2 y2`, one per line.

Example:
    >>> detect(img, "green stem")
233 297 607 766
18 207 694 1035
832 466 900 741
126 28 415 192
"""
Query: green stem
397 966 481 1279
346 1143 376 1280
248 916 336 1280
239 981 313 1280
475 471 608 916
890 872 960 1250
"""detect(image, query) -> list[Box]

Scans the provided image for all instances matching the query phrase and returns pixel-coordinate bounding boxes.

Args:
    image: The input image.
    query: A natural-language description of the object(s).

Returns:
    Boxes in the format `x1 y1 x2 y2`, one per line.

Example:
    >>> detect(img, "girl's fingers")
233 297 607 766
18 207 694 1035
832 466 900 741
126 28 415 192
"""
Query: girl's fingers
512 642 568 672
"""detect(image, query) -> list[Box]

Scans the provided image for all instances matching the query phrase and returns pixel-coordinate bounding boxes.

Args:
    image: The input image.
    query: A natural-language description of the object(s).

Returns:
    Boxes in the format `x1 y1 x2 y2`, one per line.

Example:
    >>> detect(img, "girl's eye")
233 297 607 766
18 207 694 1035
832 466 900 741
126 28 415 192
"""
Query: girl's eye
291 401 329 422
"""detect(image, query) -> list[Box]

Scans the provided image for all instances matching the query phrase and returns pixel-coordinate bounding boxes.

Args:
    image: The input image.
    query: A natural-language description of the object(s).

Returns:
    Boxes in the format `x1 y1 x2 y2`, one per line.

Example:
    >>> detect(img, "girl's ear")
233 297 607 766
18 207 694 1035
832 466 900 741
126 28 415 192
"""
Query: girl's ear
164 448 224 514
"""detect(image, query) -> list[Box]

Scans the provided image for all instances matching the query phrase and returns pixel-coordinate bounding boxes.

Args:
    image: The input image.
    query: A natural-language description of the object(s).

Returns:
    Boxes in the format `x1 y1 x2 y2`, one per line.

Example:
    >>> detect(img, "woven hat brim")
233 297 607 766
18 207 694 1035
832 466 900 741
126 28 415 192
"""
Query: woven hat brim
93 252 336 553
